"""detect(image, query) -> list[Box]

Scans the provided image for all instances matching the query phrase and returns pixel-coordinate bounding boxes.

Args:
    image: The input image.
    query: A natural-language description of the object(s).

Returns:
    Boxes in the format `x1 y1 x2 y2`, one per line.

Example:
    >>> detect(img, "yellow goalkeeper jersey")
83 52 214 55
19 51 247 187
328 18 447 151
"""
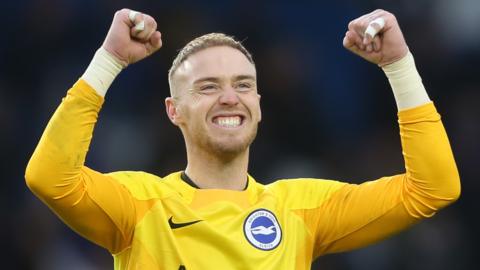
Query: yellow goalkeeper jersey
25 80 460 270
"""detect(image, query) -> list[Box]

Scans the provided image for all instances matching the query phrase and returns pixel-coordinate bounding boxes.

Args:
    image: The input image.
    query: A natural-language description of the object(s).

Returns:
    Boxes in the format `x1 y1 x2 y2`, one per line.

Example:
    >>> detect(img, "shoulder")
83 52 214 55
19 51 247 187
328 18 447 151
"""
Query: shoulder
266 178 349 209
106 170 175 200
106 170 161 184
268 178 348 194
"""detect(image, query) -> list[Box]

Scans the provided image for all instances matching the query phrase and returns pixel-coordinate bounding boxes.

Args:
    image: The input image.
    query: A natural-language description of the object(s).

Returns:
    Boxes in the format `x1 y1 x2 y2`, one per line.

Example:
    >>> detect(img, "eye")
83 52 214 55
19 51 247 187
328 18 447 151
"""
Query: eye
235 81 255 92
197 84 220 94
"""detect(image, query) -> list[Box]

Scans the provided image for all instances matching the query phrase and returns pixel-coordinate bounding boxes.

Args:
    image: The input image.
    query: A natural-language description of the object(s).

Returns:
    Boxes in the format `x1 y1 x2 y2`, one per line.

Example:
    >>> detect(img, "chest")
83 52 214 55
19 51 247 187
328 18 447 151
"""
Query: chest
123 192 314 269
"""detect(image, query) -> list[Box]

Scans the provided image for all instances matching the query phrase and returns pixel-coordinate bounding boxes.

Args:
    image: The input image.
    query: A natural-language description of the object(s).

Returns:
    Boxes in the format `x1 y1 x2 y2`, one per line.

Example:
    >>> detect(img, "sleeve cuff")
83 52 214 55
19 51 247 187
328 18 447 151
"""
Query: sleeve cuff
397 102 440 124
67 79 105 108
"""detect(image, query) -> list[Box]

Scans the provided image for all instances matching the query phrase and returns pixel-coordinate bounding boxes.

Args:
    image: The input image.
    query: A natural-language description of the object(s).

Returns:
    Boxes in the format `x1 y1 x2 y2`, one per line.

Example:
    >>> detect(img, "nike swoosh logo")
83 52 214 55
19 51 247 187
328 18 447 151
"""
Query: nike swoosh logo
168 216 202 229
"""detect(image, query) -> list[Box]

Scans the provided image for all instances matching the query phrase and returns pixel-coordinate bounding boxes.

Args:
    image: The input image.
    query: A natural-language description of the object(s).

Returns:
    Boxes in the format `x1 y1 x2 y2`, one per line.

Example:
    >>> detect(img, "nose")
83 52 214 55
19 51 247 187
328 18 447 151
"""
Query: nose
218 86 239 106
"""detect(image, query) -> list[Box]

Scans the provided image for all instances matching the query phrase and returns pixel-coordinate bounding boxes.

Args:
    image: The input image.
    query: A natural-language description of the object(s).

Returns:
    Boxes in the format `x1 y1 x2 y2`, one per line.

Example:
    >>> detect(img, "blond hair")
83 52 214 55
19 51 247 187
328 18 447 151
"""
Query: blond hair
168 33 254 97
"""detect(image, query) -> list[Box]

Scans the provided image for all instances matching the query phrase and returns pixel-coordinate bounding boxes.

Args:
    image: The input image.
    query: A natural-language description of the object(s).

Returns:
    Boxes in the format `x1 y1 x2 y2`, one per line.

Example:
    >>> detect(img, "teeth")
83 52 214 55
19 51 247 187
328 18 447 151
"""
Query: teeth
215 116 241 128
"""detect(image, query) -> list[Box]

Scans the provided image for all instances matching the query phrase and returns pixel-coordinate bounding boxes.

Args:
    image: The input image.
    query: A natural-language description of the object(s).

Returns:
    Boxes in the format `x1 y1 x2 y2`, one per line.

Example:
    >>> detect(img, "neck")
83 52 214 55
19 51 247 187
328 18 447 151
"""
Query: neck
184 145 250 191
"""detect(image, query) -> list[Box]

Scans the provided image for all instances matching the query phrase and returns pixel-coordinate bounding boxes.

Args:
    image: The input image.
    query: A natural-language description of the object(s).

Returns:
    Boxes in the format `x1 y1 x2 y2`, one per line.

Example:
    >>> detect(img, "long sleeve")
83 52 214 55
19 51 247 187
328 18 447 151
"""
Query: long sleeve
396 102 460 216
25 80 136 254
313 102 461 255
273 102 461 258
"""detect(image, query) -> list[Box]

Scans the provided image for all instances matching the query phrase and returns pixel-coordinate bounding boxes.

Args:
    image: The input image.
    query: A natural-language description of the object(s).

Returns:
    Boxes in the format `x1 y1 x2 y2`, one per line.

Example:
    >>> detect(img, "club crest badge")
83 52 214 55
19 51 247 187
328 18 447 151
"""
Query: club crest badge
243 209 282 250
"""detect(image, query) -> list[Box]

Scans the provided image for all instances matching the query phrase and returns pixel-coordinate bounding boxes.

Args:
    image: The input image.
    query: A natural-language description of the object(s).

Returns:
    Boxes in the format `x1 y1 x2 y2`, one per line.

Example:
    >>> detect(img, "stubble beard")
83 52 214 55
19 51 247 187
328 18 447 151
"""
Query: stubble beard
202 125 259 161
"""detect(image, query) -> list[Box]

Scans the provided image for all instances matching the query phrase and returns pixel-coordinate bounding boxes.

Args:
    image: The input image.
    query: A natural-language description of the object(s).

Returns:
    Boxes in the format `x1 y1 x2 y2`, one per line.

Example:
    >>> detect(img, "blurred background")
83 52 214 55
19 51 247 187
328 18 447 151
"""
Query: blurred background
2 0 478 269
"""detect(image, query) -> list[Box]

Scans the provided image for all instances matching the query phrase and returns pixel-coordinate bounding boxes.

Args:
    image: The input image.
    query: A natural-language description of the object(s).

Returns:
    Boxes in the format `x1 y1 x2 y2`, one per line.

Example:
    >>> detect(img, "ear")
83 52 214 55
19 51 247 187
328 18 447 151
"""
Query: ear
165 97 181 126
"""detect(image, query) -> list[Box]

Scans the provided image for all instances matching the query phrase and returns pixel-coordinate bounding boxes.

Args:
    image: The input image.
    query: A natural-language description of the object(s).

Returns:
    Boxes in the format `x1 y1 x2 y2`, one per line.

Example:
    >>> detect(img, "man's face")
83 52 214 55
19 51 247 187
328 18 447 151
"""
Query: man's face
168 46 261 157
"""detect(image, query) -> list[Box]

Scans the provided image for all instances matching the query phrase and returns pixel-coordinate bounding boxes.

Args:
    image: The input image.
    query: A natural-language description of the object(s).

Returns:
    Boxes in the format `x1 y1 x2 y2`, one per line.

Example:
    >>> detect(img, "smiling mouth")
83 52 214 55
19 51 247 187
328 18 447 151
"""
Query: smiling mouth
212 116 244 128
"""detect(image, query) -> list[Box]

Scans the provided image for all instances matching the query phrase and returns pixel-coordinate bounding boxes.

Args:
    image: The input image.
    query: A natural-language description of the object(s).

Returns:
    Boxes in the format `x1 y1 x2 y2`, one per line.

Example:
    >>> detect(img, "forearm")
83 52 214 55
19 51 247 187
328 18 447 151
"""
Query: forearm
382 51 430 110
383 53 461 217
24 79 137 252
81 47 124 97
25 47 122 195
25 79 105 200
397 103 460 217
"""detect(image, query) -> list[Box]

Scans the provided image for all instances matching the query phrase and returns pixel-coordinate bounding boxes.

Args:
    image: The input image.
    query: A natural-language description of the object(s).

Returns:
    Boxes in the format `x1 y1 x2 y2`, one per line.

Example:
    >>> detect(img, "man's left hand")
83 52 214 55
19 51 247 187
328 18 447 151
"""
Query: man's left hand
343 9 409 66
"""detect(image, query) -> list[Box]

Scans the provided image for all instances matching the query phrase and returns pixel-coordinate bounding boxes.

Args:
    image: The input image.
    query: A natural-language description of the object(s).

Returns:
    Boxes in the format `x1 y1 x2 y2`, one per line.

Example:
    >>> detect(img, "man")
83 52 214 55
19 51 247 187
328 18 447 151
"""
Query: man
25 8 460 269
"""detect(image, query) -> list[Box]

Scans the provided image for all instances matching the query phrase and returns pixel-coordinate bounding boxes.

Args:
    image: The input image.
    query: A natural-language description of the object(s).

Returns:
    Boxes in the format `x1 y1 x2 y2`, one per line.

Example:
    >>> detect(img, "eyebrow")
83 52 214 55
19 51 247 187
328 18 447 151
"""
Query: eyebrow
233 75 256 81
193 75 256 85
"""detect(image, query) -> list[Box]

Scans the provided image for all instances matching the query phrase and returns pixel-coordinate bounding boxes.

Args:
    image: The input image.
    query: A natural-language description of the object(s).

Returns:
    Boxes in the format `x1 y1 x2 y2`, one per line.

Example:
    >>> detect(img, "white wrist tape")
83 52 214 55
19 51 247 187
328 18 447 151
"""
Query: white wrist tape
382 52 431 110
81 47 123 97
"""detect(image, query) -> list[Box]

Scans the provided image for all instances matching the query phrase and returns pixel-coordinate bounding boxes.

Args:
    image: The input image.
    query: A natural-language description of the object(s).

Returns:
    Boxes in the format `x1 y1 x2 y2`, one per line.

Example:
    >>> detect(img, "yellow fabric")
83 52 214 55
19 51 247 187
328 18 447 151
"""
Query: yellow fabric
25 79 460 269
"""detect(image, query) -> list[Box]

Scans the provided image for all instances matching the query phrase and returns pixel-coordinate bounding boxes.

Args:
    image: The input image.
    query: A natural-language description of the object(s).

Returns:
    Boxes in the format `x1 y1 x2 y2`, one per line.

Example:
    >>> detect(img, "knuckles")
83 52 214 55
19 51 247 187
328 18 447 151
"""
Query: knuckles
348 9 398 30
147 15 157 28
348 20 354 29
374 9 397 22
115 8 128 18
119 8 130 15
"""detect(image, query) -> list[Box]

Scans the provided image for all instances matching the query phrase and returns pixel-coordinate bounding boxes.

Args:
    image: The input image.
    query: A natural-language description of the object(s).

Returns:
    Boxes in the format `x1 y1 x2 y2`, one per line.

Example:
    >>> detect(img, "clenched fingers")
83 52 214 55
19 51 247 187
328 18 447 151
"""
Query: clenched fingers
345 10 392 53
128 11 158 41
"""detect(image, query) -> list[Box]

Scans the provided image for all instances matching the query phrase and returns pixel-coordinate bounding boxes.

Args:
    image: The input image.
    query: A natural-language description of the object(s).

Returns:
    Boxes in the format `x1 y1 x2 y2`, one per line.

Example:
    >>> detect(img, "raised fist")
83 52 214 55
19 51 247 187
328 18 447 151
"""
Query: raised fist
102 9 162 67
343 9 409 66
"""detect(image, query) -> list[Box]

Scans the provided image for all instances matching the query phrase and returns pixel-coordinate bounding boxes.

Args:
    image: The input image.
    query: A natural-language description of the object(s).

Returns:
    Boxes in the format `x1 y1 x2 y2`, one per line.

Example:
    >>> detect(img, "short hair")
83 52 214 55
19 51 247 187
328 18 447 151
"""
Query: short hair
168 33 255 97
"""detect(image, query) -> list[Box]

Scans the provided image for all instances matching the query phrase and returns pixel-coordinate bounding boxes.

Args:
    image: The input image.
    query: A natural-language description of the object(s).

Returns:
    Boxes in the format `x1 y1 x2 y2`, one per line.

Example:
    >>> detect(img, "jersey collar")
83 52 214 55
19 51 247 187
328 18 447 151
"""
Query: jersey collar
164 171 261 206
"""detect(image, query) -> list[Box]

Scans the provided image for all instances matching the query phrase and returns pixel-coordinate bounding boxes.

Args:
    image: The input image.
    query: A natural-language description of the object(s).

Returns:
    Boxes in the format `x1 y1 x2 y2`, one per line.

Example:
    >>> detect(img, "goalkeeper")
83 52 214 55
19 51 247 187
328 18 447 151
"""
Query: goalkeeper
25 8 460 270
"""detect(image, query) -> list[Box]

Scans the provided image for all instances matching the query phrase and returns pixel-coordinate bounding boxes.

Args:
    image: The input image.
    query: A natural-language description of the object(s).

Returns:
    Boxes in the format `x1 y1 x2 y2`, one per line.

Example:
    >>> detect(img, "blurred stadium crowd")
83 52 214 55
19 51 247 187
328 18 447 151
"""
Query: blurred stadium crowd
1 0 478 269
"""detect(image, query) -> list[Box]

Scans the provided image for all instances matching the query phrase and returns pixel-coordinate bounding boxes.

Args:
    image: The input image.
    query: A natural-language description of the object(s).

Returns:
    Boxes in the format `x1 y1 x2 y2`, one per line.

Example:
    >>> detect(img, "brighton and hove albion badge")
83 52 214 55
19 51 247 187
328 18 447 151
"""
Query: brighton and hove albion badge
243 209 282 250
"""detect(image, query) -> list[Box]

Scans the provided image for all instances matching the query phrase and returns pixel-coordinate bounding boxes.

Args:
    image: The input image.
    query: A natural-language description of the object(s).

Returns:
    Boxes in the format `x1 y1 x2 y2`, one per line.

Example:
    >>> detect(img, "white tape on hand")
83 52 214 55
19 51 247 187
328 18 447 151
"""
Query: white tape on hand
134 20 145 32
128 10 145 32
128 10 138 23
364 17 385 38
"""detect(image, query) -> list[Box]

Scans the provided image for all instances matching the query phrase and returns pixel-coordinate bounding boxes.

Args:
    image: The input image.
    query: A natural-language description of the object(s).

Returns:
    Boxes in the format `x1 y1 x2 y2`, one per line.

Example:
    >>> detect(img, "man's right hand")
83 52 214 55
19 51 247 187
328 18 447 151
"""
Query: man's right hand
102 9 162 67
